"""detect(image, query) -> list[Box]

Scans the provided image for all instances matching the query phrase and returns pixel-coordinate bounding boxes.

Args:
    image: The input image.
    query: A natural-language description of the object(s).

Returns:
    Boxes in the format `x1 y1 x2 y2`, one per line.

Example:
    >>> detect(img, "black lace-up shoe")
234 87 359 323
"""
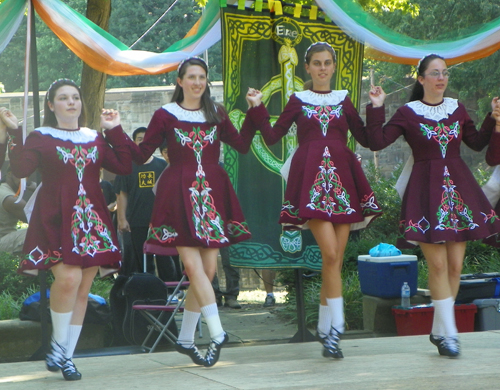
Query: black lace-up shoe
46 339 66 372
429 334 444 347
204 332 229 367
175 342 206 366
437 336 460 358
62 359 82 381
317 327 343 359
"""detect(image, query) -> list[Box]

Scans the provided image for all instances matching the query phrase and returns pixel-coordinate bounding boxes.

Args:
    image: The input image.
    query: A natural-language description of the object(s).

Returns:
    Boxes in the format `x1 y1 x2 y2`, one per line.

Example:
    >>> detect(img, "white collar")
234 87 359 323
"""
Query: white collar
35 127 97 143
162 102 206 123
406 98 458 121
295 90 348 106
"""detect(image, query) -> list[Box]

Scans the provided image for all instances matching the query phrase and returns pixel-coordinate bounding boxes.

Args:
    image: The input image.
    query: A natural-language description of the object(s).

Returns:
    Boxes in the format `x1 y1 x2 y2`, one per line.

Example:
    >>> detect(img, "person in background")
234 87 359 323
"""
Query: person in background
262 269 276 307
3 79 131 380
212 246 242 309
0 162 28 254
114 127 177 280
246 42 384 359
125 57 257 367
366 53 500 358
0 109 8 170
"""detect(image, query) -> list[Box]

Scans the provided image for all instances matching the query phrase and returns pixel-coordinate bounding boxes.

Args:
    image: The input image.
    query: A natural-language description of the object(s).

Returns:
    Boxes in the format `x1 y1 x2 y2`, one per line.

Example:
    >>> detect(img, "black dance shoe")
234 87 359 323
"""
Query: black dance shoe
429 333 444 347
62 359 82 381
317 327 343 359
175 342 206 366
436 336 460 358
204 332 229 367
46 339 66 372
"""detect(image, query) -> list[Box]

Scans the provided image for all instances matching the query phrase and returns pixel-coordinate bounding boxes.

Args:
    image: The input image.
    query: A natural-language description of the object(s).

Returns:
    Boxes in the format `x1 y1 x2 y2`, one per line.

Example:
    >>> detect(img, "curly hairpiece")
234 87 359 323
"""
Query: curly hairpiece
177 56 208 74
416 54 444 75
304 41 336 63
46 78 78 99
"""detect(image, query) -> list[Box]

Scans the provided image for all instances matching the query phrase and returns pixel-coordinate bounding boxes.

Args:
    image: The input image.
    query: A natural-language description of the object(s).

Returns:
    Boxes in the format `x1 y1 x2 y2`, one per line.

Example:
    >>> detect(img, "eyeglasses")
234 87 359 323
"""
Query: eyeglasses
424 70 450 78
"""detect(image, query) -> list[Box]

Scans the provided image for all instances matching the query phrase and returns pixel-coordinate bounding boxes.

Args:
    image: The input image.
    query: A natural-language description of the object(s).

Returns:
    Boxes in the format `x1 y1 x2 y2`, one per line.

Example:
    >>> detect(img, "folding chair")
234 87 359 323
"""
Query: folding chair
132 242 200 353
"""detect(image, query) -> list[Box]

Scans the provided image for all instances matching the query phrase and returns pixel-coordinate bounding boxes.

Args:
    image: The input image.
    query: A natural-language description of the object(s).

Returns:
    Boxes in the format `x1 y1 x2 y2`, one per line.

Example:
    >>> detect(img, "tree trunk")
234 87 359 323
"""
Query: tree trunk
81 0 112 130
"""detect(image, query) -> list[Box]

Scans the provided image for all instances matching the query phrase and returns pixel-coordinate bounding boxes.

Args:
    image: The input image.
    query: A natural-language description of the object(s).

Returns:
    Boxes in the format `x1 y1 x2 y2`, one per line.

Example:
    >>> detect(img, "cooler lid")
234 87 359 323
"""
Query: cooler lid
357 254 417 263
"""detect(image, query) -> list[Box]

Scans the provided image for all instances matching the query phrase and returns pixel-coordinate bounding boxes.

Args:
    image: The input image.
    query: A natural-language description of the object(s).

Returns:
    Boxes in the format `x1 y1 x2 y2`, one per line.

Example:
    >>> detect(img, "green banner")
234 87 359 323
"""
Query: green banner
221 3 364 271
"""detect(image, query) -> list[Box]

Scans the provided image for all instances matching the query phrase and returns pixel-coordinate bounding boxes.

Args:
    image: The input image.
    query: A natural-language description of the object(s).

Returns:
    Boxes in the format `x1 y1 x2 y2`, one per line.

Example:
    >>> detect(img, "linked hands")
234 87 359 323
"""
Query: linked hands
246 88 263 109
369 85 386 108
0 107 19 131
100 109 120 130
490 98 500 131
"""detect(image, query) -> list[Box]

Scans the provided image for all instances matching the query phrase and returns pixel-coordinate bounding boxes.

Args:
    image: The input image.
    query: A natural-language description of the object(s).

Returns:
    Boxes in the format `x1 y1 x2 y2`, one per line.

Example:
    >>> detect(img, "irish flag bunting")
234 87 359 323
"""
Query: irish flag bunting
2 0 500 75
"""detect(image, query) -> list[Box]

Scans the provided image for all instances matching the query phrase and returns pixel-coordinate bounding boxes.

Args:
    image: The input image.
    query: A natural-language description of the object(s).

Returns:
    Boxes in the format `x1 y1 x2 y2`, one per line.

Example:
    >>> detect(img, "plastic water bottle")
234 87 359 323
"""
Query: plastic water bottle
401 282 411 309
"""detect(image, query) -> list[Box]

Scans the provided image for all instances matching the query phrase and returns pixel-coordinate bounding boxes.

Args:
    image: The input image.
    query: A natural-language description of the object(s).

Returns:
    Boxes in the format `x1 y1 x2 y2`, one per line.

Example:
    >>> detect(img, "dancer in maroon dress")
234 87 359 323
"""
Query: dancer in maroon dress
5 79 131 380
246 42 384 359
0 108 10 170
127 57 255 367
366 54 500 357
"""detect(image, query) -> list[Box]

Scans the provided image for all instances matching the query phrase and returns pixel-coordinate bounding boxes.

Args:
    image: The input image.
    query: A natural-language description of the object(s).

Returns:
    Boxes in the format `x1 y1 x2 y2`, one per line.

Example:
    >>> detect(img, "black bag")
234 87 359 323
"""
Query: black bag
20 290 111 325
456 273 500 303
110 273 178 346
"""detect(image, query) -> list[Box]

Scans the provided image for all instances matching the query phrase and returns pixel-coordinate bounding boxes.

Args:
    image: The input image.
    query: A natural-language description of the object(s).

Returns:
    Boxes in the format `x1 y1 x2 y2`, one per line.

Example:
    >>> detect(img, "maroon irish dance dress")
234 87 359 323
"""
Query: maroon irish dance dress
249 89 382 230
128 103 255 248
0 141 5 170
482 131 500 247
367 98 500 246
8 126 131 276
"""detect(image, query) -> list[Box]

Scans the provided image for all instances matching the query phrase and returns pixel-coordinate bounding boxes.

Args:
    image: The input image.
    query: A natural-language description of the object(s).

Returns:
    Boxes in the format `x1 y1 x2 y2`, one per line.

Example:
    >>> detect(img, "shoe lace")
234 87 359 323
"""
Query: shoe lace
48 339 66 366
63 359 76 374
323 327 341 352
205 341 219 363
441 337 460 353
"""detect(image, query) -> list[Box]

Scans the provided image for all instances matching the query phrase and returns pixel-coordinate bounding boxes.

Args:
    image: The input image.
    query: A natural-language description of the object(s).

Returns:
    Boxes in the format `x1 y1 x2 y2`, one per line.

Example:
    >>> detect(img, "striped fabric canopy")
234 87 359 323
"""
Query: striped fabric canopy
2 0 500 74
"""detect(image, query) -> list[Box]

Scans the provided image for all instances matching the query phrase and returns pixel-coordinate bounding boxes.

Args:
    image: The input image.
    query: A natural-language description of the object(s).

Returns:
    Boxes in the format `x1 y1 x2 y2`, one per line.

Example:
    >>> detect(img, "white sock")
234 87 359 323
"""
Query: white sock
317 305 332 336
433 297 457 338
326 297 345 333
50 310 73 350
177 310 201 347
431 299 445 337
65 325 82 359
267 293 274 298
201 303 225 342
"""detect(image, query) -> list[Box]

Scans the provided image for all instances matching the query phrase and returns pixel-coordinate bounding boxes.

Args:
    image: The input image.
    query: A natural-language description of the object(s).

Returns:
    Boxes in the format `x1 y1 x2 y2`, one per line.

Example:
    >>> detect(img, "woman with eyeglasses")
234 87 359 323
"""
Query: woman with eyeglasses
366 54 500 358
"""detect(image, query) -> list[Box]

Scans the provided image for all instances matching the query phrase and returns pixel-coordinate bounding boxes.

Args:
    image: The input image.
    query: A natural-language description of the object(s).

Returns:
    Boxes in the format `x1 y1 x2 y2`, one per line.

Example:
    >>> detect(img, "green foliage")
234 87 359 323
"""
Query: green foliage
0 252 114 320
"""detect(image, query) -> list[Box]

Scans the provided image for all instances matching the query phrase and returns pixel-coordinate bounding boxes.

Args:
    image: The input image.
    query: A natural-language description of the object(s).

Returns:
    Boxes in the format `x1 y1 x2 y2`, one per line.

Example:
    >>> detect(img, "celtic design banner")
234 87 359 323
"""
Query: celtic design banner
221 2 364 271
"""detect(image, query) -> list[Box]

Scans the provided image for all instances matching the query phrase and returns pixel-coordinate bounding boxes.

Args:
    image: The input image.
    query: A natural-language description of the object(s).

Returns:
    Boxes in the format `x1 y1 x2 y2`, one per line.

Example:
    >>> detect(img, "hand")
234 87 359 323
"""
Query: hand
369 85 386 108
491 96 500 113
0 107 19 130
117 218 131 233
246 88 263 108
100 109 120 130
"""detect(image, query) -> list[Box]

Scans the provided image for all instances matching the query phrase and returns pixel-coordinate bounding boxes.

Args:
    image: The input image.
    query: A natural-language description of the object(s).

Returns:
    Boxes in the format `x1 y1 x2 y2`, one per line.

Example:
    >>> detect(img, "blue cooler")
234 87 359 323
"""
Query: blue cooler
357 255 418 298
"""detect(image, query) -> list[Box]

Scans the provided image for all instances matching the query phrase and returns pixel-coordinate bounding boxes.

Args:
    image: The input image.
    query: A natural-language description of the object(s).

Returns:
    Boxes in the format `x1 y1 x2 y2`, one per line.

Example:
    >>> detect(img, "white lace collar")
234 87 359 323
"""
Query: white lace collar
406 98 458 121
295 90 348 106
35 127 97 143
162 102 207 123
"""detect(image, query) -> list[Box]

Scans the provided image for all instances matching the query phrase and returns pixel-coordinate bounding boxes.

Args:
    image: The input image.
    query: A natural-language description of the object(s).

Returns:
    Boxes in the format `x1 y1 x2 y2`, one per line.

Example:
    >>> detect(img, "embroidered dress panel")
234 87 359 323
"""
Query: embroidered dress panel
129 106 254 248
7 125 130 276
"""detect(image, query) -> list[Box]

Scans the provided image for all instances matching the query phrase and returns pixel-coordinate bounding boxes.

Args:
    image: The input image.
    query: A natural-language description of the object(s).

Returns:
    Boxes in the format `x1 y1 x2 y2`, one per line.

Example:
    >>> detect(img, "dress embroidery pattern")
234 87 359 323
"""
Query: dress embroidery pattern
401 217 431 235
302 104 343 136
436 166 478 232
25 246 63 267
148 224 178 243
419 121 459 158
57 145 118 257
306 147 355 216
359 192 382 215
175 126 229 244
